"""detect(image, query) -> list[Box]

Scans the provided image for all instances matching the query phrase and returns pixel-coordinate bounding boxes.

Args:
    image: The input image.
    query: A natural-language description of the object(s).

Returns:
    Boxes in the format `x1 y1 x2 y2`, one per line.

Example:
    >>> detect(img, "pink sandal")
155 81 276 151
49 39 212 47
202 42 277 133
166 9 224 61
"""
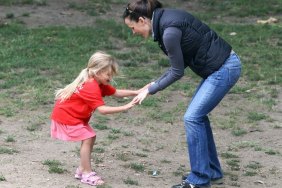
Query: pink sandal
81 172 104 186
74 168 82 179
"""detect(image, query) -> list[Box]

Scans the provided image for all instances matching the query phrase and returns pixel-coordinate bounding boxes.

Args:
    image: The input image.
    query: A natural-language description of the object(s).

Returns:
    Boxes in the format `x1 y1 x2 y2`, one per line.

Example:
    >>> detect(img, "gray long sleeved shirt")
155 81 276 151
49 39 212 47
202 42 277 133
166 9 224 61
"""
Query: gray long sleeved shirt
148 8 232 95
149 27 185 94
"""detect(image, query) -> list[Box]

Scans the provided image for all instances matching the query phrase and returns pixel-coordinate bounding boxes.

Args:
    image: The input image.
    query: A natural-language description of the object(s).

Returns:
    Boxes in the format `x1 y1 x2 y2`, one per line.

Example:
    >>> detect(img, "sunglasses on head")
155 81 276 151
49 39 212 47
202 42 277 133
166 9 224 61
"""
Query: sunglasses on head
123 4 145 19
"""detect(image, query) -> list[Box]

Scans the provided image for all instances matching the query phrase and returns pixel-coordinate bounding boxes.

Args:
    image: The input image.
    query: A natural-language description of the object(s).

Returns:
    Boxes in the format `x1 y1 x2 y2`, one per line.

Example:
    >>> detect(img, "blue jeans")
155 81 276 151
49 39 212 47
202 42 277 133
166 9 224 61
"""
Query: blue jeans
183 52 241 186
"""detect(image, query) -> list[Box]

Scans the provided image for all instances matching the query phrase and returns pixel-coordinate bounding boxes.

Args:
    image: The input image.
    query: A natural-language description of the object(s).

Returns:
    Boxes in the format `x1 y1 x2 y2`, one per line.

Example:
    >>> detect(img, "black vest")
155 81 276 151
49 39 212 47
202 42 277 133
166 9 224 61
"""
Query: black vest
152 8 232 78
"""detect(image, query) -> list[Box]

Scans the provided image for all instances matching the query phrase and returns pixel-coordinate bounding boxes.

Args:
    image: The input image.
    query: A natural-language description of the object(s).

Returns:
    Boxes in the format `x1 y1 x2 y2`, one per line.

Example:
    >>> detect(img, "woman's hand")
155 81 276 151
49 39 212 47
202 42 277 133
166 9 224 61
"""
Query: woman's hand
137 82 154 94
133 88 149 104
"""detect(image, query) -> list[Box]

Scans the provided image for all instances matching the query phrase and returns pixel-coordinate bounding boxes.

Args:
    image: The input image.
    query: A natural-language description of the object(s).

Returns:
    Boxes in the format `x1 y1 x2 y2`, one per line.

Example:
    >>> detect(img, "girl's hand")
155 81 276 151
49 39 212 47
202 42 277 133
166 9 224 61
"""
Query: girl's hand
133 88 149 104
124 98 138 110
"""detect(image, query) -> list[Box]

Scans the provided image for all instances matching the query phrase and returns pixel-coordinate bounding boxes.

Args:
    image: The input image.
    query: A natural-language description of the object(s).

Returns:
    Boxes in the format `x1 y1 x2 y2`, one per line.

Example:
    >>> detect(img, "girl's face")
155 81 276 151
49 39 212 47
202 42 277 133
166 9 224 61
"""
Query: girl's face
124 17 152 38
95 70 113 85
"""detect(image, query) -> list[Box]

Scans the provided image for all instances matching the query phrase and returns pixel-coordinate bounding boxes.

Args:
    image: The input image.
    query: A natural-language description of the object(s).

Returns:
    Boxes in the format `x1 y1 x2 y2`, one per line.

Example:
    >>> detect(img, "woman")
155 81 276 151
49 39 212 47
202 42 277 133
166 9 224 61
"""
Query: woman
123 0 241 188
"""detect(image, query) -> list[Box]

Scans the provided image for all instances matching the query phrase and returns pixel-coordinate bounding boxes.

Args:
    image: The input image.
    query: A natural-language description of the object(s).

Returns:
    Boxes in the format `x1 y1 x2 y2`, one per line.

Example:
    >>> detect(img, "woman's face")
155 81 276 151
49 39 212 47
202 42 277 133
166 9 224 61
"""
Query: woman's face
124 17 152 39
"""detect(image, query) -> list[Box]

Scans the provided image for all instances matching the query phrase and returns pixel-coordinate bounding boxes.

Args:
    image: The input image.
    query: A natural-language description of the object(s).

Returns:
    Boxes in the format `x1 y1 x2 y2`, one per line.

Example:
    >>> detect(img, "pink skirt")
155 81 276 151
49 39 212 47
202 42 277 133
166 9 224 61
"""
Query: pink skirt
51 120 96 141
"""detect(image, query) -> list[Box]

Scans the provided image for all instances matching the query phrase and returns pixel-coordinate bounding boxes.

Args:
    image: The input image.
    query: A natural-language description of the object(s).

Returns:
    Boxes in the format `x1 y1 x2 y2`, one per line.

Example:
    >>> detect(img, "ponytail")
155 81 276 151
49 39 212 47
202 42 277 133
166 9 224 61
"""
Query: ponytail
55 68 88 101
54 51 118 102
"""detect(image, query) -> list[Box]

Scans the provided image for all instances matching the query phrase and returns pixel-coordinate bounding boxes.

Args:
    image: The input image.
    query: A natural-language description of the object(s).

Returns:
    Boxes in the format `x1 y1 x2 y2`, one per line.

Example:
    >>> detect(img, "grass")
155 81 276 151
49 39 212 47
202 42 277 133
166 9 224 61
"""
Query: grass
128 162 145 172
65 186 82 188
0 21 280 118
247 112 268 122
0 0 47 6
226 159 241 171
243 161 262 176
221 152 239 159
172 165 187 177
197 0 282 17
0 174 6 181
26 123 41 132
116 152 131 161
0 146 18 154
0 0 281 187
42 159 66 174
123 177 139 185
94 147 105 153
5 135 16 142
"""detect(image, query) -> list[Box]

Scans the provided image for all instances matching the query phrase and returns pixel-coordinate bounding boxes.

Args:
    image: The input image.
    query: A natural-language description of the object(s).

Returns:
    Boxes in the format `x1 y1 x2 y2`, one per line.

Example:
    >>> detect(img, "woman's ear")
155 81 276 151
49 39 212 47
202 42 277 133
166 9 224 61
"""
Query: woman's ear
138 16 146 24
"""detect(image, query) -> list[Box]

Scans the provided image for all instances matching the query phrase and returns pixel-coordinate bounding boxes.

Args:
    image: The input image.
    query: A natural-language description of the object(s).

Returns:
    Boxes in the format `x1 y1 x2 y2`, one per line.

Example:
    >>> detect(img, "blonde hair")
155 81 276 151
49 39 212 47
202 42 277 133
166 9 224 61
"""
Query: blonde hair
55 51 118 101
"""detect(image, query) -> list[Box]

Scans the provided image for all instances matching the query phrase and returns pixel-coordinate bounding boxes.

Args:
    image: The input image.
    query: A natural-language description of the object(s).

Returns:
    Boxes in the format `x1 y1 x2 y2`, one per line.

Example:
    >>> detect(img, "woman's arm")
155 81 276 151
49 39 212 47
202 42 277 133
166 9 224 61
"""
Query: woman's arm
148 27 185 95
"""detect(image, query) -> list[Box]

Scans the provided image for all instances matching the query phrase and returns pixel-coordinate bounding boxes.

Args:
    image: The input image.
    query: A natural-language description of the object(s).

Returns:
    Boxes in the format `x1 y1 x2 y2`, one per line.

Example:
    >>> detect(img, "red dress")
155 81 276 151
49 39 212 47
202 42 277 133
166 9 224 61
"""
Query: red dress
50 79 116 141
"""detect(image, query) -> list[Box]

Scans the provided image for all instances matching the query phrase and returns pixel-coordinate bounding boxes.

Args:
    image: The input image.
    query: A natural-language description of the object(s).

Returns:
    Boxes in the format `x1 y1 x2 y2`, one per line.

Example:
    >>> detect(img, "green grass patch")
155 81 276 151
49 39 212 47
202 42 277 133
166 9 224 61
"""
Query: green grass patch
26 123 41 132
245 161 262 170
198 0 282 17
226 159 241 171
123 177 139 186
123 131 134 136
93 154 104 164
110 128 121 134
94 147 105 153
0 0 47 6
107 134 119 140
172 165 186 177
160 159 171 164
225 171 239 182
134 152 148 158
93 123 109 130
231 128 247 136
0 146 18 154
42 159 66 174
0 174 6 181
265 148 280 155
221 152 239 159
116 152 131 161
129 162 145 172
5 135 16 142
247 112 268 122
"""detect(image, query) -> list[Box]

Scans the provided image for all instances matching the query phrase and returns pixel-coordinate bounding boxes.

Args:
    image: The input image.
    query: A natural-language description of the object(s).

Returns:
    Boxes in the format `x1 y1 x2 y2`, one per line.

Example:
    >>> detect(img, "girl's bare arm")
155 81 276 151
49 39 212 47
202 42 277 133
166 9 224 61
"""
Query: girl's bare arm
113 83 152 98
96 99 137 115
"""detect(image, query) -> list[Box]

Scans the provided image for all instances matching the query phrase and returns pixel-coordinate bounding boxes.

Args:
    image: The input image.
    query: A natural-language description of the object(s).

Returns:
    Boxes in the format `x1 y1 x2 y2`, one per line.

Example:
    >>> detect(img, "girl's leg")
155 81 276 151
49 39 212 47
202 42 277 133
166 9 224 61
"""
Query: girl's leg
78 136 104 186
79 136 95 173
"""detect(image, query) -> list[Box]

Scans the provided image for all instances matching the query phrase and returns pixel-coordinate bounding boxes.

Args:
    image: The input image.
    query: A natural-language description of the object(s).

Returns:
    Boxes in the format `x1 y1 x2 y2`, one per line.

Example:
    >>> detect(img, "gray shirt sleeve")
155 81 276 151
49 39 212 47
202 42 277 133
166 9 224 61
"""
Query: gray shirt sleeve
148 27 185 94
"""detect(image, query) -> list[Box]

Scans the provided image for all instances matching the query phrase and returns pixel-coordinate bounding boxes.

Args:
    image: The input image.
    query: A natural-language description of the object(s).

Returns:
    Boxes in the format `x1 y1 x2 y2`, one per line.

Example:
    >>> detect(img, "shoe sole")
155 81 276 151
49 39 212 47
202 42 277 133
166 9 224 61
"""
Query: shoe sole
212 185 225 188
211 179 224 185
182 174 224 187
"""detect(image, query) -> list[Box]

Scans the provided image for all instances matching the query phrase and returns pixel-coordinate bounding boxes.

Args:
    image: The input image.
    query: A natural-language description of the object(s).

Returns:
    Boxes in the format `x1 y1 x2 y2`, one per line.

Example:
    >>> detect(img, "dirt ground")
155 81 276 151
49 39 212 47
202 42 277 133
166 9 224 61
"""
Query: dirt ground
0 0 281 188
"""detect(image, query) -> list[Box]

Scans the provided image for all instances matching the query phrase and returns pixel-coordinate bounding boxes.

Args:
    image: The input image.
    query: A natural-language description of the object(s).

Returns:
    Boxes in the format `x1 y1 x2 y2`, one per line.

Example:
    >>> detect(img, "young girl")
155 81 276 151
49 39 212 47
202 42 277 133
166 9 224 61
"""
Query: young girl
50 51 145 186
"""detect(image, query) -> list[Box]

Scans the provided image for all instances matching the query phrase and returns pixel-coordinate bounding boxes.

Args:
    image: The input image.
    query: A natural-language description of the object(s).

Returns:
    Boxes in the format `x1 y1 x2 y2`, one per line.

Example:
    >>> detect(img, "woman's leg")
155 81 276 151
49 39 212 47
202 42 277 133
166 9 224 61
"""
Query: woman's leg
205 117 223 180
79 136 95 173
183 53 241 186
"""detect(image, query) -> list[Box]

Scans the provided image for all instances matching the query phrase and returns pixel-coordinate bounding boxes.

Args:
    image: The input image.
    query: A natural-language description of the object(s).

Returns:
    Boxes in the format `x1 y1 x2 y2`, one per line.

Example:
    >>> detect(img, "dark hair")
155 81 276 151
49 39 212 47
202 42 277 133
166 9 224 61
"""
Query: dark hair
123 0 162 22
